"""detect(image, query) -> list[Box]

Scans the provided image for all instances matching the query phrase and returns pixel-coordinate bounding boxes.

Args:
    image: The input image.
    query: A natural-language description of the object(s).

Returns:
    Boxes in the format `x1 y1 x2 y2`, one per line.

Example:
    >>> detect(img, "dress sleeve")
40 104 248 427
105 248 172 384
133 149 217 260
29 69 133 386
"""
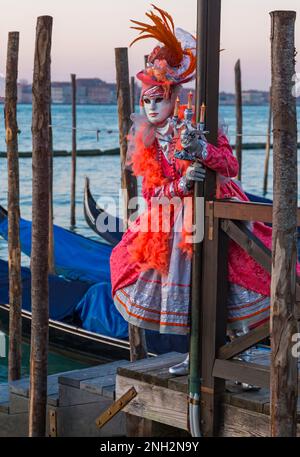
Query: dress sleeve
142 176 192 202
203 132 239 178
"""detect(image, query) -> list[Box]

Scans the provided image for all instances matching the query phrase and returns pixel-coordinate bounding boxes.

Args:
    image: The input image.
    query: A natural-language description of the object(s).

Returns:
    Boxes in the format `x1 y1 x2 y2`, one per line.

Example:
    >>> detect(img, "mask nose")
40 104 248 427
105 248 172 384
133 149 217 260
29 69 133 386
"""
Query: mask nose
150 99 156 111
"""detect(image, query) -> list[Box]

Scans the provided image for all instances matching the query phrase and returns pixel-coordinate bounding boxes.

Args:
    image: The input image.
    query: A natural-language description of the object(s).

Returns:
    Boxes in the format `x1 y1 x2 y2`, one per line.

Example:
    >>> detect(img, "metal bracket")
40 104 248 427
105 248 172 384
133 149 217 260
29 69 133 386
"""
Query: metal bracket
49 409 57 437
95 386 137 429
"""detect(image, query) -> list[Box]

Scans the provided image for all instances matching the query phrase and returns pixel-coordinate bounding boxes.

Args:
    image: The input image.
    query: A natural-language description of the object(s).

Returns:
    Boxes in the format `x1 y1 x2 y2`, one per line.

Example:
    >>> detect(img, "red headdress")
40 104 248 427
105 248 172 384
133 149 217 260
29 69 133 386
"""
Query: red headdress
130 4 196 97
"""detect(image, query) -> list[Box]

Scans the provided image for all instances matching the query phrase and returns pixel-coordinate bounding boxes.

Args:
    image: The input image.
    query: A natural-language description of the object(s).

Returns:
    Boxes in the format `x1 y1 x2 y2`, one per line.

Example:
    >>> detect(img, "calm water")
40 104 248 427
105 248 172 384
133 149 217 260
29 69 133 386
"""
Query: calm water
0 333 90 383
0 104 300 383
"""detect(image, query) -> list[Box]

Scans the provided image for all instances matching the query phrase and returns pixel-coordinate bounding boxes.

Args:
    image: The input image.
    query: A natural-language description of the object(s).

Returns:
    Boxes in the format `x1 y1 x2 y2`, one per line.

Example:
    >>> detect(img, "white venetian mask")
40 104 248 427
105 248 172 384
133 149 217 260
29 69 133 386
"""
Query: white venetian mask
142 91 175 125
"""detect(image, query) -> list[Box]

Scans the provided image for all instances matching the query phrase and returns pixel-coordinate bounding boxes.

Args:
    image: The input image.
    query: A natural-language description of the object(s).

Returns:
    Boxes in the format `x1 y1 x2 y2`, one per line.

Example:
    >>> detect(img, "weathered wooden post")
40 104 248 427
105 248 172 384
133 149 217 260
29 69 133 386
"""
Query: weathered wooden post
115 46 148 438
270 10 298 437
5 31 22 381
235 59 242 181
115 48 147 362
29 15 52 437
70 73 77 228
48 104 55 273
196 0 226 437
263 87 272 195
130 76 135 114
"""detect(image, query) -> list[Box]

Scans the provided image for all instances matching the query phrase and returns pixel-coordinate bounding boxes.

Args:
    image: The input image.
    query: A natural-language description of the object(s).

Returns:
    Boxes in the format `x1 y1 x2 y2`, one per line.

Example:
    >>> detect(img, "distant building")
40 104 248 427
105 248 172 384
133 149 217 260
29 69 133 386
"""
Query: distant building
18 82 32 104
219 91 235 105
75 78 117 104
242 90 269 105
51 82 71 104
10 78 300 106
17 78 119 105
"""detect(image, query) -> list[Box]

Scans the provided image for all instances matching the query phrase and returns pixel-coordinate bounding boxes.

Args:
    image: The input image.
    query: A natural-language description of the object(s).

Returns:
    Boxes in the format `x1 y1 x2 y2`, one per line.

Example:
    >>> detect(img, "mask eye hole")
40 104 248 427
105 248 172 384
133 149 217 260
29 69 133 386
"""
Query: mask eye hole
143 97 151 104
155 97 163 103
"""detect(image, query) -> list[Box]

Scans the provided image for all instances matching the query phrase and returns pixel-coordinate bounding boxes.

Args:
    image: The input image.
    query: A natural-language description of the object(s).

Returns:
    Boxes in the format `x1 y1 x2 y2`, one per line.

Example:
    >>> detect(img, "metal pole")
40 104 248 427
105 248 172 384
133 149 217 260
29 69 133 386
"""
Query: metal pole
5 31 22 382
270 10 298 437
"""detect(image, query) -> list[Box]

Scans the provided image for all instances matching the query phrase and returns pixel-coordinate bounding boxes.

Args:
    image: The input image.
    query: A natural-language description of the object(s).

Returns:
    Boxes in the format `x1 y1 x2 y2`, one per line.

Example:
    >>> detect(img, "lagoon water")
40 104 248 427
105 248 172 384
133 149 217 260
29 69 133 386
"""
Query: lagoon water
0 103 299 382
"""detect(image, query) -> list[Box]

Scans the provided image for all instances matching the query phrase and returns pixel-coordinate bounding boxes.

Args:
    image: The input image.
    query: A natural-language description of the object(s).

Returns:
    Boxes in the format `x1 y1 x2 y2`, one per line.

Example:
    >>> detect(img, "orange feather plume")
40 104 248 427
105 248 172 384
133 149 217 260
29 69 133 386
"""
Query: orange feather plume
130 4 183 67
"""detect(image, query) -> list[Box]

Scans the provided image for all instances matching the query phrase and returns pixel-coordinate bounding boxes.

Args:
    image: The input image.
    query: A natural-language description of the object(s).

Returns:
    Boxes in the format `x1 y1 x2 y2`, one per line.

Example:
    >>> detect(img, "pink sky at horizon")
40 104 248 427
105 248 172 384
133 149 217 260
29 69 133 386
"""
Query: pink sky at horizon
0 0 299 92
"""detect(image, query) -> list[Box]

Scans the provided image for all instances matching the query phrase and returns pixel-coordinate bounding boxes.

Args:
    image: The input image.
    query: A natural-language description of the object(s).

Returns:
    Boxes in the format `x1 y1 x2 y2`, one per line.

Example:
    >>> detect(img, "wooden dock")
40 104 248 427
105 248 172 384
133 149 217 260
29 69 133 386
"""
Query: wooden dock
0 360 130 437
116 351 300 437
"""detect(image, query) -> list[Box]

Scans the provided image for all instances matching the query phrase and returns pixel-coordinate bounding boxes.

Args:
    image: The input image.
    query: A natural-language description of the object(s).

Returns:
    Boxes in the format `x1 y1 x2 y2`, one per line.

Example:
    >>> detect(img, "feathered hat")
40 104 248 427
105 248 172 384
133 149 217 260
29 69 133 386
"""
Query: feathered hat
130 5 196 97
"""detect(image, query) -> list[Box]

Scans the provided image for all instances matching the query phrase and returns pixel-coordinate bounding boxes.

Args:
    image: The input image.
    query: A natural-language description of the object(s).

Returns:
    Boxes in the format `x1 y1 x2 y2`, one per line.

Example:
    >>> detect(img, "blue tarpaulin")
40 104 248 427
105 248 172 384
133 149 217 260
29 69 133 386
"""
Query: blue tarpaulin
0 259 91 321
0 213 188 352
0 216 112 284
75 282 129 338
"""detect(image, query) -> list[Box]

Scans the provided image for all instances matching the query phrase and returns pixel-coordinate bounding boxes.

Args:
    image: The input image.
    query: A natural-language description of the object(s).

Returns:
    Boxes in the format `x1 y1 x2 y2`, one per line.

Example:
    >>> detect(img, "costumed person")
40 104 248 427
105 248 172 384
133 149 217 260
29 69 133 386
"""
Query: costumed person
110 5 299 377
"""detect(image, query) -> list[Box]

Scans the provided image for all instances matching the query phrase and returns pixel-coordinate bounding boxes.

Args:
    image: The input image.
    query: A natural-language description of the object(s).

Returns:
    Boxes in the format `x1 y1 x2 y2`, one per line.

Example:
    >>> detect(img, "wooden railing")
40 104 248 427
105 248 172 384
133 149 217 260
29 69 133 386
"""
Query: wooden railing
200 199 300 436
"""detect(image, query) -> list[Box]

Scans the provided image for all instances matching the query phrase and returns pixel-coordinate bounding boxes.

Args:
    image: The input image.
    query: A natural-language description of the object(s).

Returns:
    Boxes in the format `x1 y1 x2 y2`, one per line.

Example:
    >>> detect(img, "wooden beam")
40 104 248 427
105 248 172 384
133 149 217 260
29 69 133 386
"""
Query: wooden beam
270 10 298 437
218 322 270 360
214 359 300 396
116 375 189 431
211 200 300 225
221 219 300 317
197 0 224 437
221 219 271 273
213 359 270 389
117 374 300 436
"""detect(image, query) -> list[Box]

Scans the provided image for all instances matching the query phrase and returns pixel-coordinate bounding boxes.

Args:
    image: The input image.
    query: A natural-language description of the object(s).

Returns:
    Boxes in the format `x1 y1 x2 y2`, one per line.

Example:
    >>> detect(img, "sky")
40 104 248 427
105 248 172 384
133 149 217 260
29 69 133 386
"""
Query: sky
0 0 299 92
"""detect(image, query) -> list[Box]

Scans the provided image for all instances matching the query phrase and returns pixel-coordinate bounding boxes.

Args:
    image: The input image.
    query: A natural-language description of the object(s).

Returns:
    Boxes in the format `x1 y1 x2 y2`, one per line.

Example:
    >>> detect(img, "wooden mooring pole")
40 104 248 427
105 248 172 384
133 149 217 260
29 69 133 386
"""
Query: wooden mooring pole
5 31 22 382
196 0 226 437
263 87 272 196
115 46 148 438
114 47 147 364
235 59 242 181
270 10 298 437
48 103 55 273
130 76 135 114
70 73 77 228
29 15 52 437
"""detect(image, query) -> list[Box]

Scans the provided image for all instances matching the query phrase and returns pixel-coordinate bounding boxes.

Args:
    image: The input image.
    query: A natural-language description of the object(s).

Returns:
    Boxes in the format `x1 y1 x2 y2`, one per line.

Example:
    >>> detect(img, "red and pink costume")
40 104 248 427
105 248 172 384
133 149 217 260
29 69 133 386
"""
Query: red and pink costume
110 121 281 334
109 5 297 337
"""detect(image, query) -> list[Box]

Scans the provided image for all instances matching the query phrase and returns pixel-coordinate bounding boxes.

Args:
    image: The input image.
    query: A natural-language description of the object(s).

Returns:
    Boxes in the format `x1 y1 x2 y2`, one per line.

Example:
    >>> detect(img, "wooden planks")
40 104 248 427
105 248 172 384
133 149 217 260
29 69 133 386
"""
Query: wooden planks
116 375 188 431
117 372 300 437
218 322 270 360
213 359 270 389
211 200 300 225
59 360 129 388
220 404 300 437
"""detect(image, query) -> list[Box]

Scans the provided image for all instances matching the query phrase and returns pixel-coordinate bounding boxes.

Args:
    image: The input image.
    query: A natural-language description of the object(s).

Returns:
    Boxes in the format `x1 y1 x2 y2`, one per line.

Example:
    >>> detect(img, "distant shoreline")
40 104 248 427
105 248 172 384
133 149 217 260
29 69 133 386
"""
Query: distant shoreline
1 143 300 158
0 101 275 107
